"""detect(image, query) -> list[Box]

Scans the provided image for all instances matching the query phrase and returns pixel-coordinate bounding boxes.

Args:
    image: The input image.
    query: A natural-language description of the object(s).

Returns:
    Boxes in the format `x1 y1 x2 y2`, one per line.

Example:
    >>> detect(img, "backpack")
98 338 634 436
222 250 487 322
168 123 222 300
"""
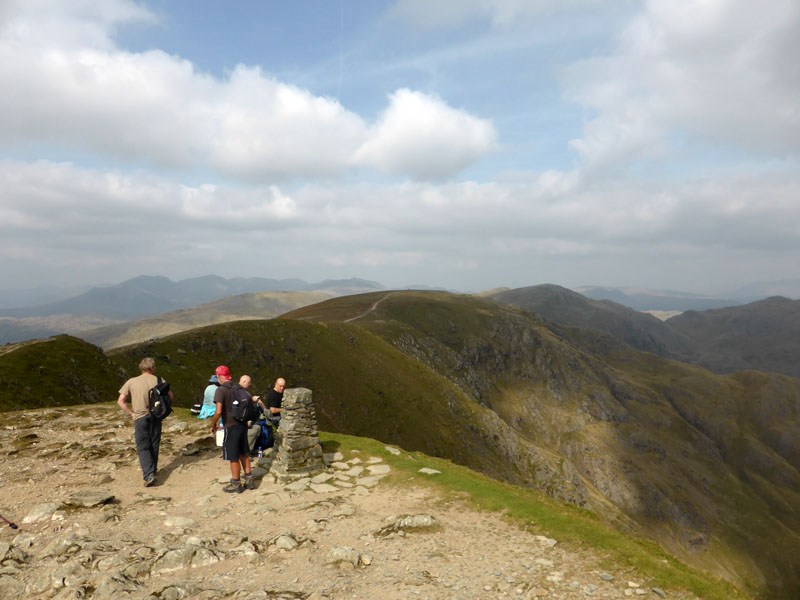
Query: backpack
254 420 273 452
148 376 172 420
229 383 260 425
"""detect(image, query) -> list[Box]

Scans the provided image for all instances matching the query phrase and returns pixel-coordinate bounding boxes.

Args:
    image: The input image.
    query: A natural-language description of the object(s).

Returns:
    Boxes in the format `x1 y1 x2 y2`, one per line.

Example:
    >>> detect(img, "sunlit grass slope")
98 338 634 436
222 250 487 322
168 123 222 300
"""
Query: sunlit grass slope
0 335 121 411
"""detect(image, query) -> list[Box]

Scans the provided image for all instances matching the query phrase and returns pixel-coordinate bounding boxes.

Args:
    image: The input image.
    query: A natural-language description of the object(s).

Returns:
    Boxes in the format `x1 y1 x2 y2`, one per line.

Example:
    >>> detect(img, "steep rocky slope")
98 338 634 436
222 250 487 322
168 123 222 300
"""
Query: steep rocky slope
486 285 694 360
283 291 800 599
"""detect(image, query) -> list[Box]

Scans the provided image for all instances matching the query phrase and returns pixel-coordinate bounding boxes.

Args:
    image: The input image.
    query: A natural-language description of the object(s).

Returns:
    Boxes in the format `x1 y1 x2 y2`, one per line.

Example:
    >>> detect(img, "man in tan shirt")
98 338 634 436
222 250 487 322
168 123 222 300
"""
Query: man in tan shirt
117 357 173 487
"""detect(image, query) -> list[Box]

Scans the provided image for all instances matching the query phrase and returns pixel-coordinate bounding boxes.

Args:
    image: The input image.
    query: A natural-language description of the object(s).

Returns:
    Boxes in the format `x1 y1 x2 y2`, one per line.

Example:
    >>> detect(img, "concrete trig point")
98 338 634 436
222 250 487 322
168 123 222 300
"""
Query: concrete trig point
271 387 325 478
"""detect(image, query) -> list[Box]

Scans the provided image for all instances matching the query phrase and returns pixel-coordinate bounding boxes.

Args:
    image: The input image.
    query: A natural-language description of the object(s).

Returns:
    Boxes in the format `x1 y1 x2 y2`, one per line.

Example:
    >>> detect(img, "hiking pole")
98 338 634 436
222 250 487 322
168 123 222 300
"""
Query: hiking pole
0 513 18 529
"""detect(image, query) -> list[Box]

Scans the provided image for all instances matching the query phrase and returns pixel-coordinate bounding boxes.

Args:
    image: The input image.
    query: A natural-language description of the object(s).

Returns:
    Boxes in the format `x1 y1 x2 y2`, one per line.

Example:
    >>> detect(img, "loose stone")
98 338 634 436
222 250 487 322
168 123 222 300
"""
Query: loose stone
355 475 385 488
310 483 338 494
418 468 441 475
310 472 334 484
285 478 311 492
366 464 391 475
533 535 558 548
274 535 299 551
23 502 63 524
326 546 361 567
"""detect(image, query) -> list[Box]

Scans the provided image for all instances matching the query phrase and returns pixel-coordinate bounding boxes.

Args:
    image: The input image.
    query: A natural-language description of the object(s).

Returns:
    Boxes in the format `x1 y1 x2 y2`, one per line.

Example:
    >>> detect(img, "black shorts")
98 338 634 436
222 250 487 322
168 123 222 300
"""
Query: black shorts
222 423 249 461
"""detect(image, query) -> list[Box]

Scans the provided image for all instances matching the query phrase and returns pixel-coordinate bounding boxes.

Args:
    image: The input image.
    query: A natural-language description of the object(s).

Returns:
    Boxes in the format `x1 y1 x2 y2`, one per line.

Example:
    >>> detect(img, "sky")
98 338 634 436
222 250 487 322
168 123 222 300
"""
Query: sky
1 0 798 295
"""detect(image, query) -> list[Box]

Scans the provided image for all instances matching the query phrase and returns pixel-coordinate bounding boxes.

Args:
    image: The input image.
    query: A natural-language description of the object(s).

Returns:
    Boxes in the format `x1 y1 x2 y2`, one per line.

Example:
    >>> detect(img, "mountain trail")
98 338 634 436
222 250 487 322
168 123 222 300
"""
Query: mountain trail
343 292 395 323
0 407 698 599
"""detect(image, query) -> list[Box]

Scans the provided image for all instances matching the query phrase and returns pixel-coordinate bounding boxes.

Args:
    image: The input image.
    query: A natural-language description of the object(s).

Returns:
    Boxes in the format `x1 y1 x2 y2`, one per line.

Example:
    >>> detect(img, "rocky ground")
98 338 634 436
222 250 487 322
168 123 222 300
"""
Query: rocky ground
0 407 699 600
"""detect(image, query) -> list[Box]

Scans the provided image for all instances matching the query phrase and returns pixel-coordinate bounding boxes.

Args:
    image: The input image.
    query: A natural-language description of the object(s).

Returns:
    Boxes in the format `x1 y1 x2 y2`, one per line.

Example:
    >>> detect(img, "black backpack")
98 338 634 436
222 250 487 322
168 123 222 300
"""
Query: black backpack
148 377 172 420
229 384 260 425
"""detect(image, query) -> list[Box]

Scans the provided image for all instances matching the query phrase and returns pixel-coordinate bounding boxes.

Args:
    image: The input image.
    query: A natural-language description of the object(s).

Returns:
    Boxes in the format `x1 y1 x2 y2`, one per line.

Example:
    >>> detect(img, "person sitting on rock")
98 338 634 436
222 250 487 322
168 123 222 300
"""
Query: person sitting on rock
117 357 173 487
198 374 219 419
209 365 254 492
267 377 285 426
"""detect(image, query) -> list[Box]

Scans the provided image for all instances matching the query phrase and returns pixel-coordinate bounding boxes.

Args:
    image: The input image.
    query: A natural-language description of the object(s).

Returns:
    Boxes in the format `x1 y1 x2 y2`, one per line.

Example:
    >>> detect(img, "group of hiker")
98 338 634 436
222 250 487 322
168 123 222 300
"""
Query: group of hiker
206 365 286 493
116 357 286 493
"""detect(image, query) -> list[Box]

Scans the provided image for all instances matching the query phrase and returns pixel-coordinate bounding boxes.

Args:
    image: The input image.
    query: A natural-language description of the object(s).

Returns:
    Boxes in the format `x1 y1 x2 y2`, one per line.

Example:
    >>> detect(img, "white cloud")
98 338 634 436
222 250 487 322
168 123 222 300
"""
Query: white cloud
1 0 798 295
0 1 495 182
180 183 298 223
354 89 497 180
0 0 156 49
208 66 368 180
565 0 800 169
4 159 797 291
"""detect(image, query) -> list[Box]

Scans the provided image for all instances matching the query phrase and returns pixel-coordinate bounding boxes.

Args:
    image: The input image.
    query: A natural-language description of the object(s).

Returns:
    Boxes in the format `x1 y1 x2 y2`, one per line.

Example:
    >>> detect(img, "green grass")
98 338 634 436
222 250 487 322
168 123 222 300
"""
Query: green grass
321 431 747 600
0 335 122 412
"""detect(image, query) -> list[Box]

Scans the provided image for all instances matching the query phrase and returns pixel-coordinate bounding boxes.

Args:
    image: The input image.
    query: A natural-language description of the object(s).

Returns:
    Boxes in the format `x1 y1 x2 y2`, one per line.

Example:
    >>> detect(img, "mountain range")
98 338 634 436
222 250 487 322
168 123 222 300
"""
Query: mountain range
3 274 800 348
576 278 800 312
0 275 383 345
0 275 384 320
488 285 800 379
80 290 338 349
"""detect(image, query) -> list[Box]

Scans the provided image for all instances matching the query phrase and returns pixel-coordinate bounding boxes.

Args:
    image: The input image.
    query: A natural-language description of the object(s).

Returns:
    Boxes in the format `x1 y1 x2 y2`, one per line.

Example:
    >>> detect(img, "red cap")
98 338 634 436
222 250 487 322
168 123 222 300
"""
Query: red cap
215 365 231 379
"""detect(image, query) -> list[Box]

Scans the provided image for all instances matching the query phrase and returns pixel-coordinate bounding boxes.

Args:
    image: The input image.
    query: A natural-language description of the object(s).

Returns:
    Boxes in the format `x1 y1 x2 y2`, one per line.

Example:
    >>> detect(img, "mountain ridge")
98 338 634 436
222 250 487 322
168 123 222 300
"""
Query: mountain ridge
79 289 338 349
487 284 800 379
0 275 385 320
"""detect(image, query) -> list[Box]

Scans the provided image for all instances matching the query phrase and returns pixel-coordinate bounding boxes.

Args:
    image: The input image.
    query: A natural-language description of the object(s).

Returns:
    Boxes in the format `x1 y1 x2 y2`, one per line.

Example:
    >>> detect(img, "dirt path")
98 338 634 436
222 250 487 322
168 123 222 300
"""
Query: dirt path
0 337 54 357
343 292 395 323
0 407 697 599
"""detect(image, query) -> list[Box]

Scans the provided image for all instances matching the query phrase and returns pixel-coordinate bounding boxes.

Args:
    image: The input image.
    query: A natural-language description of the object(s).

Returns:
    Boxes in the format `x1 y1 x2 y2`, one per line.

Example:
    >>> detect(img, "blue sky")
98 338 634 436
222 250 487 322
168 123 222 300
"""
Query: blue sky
1 0 798 295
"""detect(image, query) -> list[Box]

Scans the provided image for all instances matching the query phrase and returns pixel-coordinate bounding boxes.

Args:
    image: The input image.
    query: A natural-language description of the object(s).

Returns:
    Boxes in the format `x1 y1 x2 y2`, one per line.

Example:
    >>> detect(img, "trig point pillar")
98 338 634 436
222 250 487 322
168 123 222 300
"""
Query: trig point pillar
271 387 325 477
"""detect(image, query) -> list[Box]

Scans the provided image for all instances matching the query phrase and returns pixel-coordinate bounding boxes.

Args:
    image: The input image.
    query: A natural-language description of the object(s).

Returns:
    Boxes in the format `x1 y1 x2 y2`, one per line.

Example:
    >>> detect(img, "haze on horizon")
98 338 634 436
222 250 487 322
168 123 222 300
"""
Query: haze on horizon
1 0 798 296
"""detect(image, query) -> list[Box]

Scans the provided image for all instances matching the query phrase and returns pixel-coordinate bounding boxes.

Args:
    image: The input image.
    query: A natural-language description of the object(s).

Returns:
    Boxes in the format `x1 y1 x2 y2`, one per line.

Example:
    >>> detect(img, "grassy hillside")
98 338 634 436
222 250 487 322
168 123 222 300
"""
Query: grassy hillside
283 290 800 599
0 335 122 411
80 290 335 349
